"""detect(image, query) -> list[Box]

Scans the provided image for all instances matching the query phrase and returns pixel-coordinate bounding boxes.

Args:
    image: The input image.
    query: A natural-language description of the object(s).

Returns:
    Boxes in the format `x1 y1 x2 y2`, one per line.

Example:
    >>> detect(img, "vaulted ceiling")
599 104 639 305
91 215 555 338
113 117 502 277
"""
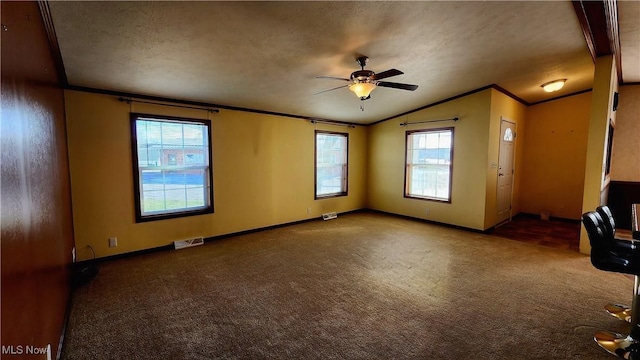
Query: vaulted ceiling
48 1 639 125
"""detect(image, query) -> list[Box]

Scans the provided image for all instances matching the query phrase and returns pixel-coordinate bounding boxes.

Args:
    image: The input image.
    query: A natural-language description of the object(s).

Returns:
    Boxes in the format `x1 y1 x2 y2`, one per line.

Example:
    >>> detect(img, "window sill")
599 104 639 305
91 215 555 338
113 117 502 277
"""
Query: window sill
315 193 348 200
404 194 451 203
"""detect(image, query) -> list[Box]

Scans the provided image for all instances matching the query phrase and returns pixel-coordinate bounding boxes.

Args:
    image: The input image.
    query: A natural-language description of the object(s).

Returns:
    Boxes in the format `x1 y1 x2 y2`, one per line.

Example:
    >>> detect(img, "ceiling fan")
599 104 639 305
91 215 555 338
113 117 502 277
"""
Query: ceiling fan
315 56 418 101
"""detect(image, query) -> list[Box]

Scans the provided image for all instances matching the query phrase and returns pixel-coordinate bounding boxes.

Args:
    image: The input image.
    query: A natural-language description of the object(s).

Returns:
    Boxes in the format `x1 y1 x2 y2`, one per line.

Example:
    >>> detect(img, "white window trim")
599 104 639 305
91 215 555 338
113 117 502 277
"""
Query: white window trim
315 130 349 199
404 127 454 203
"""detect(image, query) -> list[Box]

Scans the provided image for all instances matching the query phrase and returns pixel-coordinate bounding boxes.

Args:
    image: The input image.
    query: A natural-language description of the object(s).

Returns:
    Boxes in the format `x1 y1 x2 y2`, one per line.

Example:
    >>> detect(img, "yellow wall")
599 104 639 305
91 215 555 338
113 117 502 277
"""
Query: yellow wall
580 55 618 253
367 88 525 231
520 92 591 220
66 77 627 259
484 90 527 228
366 88 525 231
65 90 367 260
610 84 640 181
367 89 493 230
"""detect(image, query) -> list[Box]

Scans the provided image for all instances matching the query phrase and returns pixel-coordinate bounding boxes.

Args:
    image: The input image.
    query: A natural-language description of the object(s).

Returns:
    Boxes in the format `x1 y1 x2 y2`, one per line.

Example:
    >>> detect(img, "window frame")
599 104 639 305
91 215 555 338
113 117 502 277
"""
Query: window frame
314 130 349 199
130 113 214 223
404 127 454 203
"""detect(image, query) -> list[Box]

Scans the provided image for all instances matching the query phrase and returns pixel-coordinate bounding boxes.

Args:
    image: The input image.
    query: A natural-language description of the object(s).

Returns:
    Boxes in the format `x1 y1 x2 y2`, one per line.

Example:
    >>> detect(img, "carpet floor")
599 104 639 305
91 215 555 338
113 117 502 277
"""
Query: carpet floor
62 211 633 359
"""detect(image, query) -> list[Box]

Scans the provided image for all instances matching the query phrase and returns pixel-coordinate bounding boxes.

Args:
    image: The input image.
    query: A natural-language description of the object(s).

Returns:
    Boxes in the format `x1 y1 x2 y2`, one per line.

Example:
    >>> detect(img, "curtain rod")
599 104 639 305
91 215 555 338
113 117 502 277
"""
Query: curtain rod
309 119 356 128
400 117 459 126
118 97 219 113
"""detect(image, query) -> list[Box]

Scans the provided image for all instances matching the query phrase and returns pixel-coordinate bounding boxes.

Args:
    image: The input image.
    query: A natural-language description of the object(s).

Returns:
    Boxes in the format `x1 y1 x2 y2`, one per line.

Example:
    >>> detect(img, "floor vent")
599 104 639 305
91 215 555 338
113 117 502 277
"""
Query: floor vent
174 237 204 250
322 212 338 221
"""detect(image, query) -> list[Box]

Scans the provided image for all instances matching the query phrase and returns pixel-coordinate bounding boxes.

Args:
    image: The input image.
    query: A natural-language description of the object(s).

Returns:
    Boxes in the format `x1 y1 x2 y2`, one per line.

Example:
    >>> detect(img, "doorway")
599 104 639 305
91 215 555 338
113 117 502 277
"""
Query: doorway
497 119 516 224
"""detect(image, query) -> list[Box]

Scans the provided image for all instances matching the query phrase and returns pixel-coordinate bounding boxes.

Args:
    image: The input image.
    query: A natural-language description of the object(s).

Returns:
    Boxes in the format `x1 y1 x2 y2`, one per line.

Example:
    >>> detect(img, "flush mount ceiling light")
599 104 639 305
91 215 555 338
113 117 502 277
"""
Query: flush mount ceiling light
541 79 566 92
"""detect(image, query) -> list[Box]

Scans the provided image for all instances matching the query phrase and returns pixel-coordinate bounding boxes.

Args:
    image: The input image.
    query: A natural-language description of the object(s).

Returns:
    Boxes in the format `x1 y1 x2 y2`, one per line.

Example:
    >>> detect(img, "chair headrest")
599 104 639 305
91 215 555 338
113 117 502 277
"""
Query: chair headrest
596 205 616 237
597 205 613 218
582 211 607 247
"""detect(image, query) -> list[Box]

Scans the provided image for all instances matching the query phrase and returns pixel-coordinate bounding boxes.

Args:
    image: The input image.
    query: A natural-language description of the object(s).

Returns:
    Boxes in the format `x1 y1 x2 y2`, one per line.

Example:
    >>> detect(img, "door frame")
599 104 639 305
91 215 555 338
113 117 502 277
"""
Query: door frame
497 117 517 224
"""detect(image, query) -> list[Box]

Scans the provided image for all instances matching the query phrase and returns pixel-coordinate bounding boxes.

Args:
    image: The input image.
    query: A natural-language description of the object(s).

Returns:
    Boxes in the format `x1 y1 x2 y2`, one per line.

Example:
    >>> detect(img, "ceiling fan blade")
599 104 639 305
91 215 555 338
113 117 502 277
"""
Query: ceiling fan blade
371 69 403 80
314 84 349 95
376 81 418 91
315 75 350 82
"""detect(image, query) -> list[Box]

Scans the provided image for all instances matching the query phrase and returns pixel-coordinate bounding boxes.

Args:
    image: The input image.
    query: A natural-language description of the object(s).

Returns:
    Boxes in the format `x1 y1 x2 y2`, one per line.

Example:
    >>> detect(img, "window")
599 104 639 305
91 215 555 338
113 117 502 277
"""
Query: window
503 128 514 142
167 153 177 166
315 131 348 198
405 127 454 202
131 113 213 222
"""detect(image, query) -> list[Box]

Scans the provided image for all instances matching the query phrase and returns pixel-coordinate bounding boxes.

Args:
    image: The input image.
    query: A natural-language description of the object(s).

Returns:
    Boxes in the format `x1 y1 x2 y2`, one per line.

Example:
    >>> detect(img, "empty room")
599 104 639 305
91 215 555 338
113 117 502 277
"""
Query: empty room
2 1 640 359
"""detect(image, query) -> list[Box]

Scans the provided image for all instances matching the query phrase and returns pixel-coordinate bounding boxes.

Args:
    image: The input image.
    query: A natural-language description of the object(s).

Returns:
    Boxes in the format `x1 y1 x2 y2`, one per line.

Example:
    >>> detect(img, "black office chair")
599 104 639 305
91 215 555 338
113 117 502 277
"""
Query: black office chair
583 211 640 359
597 205 639 322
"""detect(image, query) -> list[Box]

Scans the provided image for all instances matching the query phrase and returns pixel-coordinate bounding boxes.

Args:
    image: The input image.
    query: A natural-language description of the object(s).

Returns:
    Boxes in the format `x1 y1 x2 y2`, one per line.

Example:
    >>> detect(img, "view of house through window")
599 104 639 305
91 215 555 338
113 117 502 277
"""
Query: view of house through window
405 128 454 202
315 131 348 198
131 113 213 221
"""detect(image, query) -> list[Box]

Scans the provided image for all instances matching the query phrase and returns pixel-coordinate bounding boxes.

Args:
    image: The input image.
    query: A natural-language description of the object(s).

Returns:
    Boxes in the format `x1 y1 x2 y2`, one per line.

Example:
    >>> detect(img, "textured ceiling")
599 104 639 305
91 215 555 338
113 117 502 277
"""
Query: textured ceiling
48 1 637 125
619 1 640 83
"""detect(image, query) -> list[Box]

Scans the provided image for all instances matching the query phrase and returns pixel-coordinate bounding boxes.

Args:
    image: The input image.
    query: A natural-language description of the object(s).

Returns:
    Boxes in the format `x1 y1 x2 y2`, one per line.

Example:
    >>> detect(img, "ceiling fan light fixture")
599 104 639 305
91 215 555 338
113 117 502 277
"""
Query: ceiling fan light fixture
541 79 566 92
349 82 376 99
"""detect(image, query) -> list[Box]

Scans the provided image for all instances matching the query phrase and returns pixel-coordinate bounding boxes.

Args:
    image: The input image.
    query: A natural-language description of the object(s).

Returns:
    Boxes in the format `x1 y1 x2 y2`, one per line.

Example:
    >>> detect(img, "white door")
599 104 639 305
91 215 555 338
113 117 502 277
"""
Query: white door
497 120 516 223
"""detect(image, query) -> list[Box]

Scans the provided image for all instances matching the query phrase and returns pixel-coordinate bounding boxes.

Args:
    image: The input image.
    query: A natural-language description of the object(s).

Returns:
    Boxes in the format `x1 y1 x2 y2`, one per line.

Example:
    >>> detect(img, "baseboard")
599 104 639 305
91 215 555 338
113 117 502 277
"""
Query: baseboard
365 209 488 234
73 208 579 269
74 209 367 267
74 244 174 269
203 209 364 243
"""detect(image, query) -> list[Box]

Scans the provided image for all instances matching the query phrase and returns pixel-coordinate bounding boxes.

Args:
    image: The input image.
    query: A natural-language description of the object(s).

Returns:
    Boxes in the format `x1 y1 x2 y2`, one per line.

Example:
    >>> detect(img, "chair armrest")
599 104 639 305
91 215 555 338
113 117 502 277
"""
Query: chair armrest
611 238 640 252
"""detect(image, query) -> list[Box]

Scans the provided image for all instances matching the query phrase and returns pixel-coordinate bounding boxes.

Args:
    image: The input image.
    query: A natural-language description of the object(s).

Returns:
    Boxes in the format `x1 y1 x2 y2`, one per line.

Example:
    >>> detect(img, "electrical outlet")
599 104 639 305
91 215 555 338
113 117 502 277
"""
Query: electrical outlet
307 208 311 214
109 237 117 247
425 208 430 215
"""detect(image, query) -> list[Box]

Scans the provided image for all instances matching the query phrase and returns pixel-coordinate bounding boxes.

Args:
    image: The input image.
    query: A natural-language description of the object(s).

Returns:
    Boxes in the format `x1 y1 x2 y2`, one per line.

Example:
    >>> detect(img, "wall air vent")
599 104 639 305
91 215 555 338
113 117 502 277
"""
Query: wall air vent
322 212 338 221
174 237 204 250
